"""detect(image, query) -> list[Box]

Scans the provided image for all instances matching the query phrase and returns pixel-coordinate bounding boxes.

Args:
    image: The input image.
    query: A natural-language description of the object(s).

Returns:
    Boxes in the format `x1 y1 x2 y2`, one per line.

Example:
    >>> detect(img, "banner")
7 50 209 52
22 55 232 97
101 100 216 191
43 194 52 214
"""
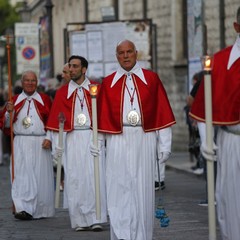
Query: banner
39 16 52 87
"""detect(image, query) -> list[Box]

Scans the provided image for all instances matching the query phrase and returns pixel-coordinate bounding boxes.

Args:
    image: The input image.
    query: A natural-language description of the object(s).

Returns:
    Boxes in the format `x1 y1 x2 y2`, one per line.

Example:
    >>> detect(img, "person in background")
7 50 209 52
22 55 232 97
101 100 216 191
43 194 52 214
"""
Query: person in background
46 55 107 232
190 7 240 239
186 71 204 175
56 63 71 88
93 39 176 240
0 70 54 220
61 63 71 85
187 71 217 206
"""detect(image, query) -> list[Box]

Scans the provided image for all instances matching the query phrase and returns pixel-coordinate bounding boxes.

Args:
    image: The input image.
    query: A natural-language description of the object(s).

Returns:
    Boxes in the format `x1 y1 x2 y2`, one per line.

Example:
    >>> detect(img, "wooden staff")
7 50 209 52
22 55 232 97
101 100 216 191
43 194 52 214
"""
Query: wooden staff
6 36 14 182
6 35 15 213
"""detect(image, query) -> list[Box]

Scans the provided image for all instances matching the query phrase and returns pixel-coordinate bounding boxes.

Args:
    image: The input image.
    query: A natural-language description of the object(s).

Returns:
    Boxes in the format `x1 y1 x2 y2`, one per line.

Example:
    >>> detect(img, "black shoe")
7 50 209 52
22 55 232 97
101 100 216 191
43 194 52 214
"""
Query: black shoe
14 211 33 220
160 181 166 190
155 182 160 190
91 224 103 232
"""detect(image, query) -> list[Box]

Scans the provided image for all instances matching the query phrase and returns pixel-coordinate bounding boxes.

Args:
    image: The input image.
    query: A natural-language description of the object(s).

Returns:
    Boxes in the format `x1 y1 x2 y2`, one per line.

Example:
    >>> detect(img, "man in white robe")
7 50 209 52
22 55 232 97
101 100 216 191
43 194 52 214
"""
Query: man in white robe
1 70 54 220
46 55 107 232
95 40 176 240
190 7 240 239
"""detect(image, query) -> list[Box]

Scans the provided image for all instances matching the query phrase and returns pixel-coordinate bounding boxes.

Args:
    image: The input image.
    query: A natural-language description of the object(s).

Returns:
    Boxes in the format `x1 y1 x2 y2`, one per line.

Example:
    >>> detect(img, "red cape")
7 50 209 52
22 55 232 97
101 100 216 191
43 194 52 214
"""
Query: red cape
190 46 240 125
0 93 52 135
46 83 94 132
97 69 176 133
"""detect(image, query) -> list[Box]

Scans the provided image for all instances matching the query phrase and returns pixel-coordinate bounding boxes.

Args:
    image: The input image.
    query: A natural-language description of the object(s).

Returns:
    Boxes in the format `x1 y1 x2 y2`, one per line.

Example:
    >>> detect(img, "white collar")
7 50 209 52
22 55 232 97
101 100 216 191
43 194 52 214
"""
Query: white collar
15 91 43 105
227 35 240 70
67 77 90 99
110 62 147 87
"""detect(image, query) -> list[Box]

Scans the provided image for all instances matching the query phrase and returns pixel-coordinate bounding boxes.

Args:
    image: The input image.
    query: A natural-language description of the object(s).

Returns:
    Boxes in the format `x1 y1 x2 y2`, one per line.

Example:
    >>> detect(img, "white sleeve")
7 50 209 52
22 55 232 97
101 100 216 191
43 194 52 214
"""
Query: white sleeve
50 130 67 156
197 122 206 143
197 122 215 144
156 127 172 154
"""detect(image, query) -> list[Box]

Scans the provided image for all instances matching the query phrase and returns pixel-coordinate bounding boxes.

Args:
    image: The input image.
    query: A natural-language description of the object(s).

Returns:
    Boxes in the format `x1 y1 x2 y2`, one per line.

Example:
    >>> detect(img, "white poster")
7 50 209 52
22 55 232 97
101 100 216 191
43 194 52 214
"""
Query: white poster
15 23 40 76
87 31 103 62
70 32 87 58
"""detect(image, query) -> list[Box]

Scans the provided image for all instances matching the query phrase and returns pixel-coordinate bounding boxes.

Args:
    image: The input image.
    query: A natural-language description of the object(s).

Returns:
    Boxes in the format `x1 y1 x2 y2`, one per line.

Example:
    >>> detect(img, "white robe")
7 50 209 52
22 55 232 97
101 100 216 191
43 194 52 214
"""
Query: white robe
106 127 156 240
215 125 240 240
65 129 107 228
51 79 107 228
105 69 172 240
10 93 55 218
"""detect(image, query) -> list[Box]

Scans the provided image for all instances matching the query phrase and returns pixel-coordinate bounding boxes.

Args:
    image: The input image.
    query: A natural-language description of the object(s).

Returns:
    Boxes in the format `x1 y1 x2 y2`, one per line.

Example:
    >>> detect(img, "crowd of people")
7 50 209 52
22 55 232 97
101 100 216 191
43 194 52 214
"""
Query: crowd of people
0 6 239 239
0 39 175 240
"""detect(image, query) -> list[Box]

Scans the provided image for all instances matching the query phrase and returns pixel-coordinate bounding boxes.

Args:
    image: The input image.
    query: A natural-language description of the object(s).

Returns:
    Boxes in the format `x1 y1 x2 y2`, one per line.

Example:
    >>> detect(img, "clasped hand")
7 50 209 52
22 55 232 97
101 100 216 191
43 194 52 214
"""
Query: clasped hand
90 142 100 157
54 146 64 159
200 142 217 161
158 152 171 164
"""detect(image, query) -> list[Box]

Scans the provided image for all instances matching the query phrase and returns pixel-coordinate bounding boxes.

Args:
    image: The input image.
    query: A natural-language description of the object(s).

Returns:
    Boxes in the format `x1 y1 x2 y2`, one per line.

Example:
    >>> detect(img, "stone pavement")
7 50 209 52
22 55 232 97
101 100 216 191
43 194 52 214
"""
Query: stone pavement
0 152 222 240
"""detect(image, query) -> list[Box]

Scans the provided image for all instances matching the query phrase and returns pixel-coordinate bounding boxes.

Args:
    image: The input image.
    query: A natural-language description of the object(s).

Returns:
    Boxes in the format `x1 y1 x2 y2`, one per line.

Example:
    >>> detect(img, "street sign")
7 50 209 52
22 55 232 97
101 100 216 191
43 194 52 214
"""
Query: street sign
22 47 36 60
15 23 40 76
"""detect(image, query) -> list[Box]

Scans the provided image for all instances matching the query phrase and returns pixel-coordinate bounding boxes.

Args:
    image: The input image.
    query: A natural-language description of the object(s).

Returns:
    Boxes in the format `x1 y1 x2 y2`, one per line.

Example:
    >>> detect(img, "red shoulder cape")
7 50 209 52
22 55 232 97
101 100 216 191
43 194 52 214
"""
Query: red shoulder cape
190 46 240 125
0 93 52 135
46 83 93 132
97 69 176 133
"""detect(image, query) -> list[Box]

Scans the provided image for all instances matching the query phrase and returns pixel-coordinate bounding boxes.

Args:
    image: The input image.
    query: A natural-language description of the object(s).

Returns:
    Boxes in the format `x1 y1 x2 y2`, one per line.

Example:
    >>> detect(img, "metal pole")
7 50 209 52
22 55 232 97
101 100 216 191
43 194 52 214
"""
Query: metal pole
45 0 54 77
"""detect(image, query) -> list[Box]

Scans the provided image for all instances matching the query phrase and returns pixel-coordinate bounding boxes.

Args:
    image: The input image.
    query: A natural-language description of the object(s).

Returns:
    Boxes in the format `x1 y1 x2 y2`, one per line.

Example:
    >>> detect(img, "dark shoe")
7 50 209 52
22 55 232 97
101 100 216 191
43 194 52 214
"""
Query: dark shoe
193 168 204 175
75 226 89 231
155 182 159 191
198 200 208 207
91 224 103 232
14 211 33 220
198 200 216 207
160 181 166 190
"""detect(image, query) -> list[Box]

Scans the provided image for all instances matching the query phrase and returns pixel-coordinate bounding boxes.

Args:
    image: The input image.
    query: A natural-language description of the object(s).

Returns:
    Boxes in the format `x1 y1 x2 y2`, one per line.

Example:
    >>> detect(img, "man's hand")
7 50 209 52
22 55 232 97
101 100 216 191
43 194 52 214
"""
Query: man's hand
54 146 64 159
90 142 100 157
158 152 171 164
42 139 51 149
200 142 217 161
6 102 14 113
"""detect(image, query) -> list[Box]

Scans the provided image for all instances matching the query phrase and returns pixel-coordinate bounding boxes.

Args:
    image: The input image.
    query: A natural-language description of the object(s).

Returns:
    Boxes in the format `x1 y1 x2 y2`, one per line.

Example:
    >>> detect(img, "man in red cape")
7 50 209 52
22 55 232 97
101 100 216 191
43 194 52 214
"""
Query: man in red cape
46 55 107 232
190 7 240 240
95 39 175 240
0 70 54 221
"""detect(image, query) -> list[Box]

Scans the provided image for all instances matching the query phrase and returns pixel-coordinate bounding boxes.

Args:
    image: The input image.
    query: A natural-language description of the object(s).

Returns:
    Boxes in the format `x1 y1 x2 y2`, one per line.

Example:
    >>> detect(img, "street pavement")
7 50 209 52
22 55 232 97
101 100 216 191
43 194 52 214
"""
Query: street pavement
0 152 222 240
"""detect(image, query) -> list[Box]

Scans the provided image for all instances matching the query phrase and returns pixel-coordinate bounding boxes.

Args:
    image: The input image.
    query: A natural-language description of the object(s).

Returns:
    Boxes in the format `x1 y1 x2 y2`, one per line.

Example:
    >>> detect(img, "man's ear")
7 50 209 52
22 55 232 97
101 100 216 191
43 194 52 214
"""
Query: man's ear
233 22 240 33
82 67 87 74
